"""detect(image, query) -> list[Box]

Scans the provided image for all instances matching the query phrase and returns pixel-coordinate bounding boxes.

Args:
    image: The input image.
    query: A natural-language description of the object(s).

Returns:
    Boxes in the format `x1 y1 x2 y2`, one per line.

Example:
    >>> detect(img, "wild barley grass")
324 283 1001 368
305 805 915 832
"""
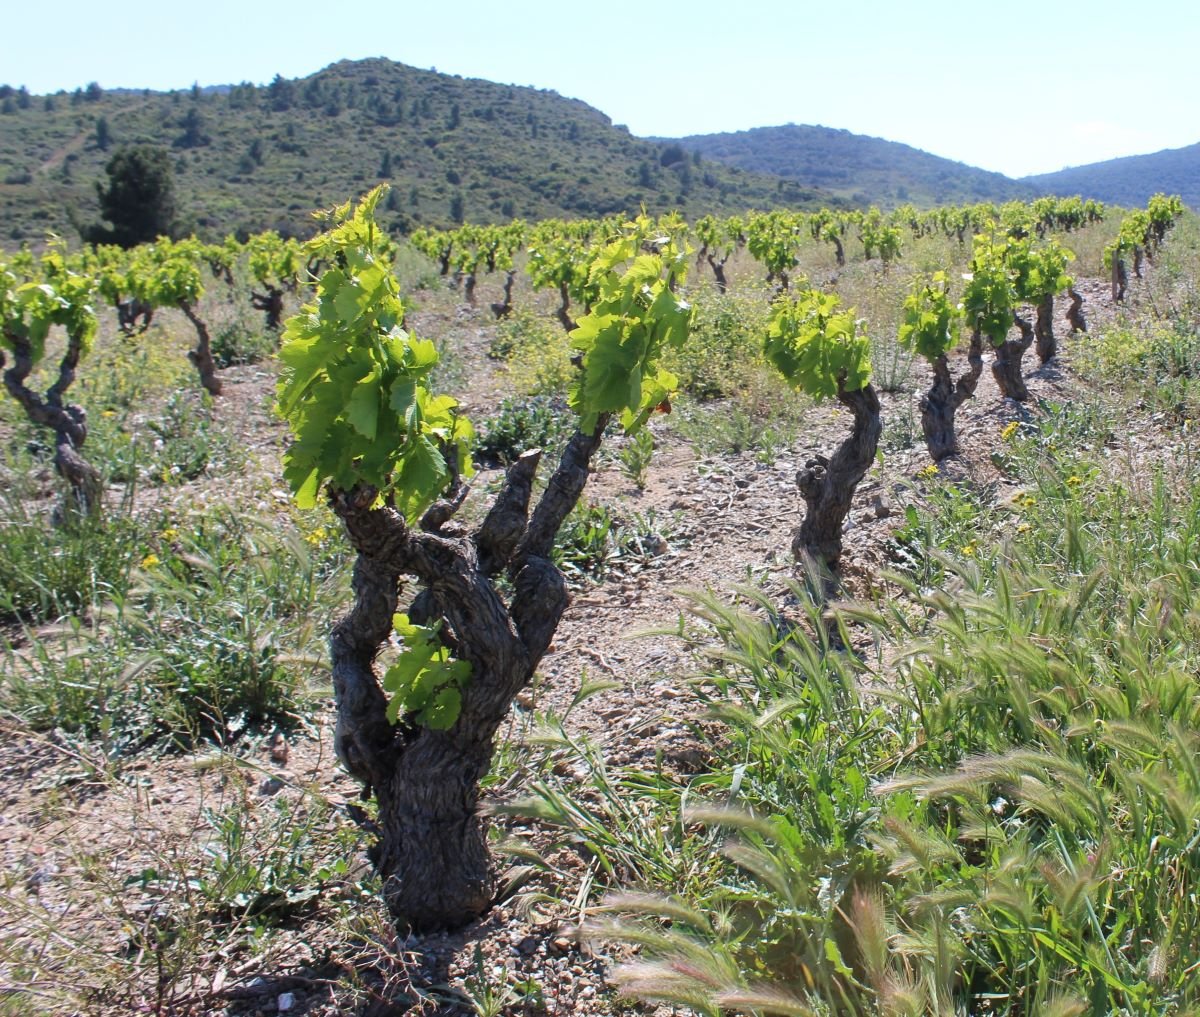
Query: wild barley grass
585 406 1200 1014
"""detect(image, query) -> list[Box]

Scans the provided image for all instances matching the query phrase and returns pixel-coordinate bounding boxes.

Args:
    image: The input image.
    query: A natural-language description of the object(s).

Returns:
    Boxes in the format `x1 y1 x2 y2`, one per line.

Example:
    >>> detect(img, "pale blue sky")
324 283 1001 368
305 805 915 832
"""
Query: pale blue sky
3 0 1196 178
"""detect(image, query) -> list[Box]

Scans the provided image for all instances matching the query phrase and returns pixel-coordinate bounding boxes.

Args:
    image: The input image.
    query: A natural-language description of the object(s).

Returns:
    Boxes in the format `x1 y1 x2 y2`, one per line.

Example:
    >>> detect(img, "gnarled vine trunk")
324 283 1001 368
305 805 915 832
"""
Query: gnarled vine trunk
179 299 222 396
1034 293 1056 364
555 281 575 333
1066 286 1087 333
2 334 102 520
329 423 606 932
830 236 845 267
794 383 881 570
250 287 285 330
991 311 1034 401
919 328 984 461
490 270 516 319
1112 256 1128 303
705 253 728 293
117 298 154 335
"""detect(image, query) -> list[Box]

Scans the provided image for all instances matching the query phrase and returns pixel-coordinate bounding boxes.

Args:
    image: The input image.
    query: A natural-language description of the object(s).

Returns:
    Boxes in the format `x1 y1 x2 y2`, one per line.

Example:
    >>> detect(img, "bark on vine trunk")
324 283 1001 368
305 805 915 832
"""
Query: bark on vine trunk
1 335 102 520
329 422 608 932
555 281 575 333
918 328 984 461
831 236 845 267
1035 293 1056 364
793 382 882 571
250 287 285 330
463 273 477 307
991 312 1034 401
1066 287 1087 333
1112 257 1128 303
179 300 222 396
705 253 728 293
490 271 516 319
117 298 154 335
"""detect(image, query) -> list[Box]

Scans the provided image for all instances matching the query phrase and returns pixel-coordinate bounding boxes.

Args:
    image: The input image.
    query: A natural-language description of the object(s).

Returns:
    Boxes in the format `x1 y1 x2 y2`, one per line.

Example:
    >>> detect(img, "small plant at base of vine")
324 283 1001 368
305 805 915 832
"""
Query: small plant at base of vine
474 396 573 467
210 313 275 367
618 427 655 489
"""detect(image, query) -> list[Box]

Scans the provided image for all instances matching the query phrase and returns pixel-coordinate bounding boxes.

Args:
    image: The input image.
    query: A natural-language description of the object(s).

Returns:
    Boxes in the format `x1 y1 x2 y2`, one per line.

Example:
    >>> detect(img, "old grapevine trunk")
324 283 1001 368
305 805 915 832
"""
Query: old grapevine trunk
1112 256 1128 303
1066 286 1087 334
490 271 516 319
1 335 102 520
179 300 222 396
250 287 285 330
1034 294 1056 364
330 424 605 932
706 253 728 293
794 382 882 569
919 328 985 461
991 312 1034 401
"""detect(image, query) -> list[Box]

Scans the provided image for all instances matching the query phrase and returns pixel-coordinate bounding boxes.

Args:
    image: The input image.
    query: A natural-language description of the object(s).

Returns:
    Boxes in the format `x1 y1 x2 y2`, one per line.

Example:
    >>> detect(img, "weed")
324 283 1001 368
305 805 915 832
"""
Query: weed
144 390 239 485
210 312 276 367
617 428 655 489
475 396 574 467
489 308 575 396
664 289 768 400
0 479 145 621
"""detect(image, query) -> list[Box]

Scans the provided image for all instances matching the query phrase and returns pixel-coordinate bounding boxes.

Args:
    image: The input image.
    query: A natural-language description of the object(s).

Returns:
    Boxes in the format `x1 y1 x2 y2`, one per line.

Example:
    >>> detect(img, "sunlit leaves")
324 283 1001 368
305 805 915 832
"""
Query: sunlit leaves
898 271 960 363
0 252 97 364
567 224 693 434
763 288 872 399
382 613 472 729
275 186 473 517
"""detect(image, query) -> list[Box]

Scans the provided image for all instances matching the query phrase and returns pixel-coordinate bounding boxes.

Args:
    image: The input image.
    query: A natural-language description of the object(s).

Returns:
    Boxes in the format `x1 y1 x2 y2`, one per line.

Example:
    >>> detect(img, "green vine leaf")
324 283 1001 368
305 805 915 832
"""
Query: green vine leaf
275 187 473 517
568 221 692 434
382 614 472 729
763 289 871 399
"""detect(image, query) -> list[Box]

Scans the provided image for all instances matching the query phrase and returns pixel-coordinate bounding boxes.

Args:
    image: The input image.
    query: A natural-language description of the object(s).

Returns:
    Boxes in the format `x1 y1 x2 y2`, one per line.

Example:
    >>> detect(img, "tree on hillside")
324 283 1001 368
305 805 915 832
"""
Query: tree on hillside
84 145 178 249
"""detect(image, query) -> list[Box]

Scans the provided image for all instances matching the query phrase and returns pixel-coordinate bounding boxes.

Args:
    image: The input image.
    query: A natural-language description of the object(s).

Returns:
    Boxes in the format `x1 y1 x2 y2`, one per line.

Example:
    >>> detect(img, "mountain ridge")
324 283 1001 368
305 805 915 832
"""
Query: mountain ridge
0 59 1194 246
1023 141 1200 209
652 123 1040 208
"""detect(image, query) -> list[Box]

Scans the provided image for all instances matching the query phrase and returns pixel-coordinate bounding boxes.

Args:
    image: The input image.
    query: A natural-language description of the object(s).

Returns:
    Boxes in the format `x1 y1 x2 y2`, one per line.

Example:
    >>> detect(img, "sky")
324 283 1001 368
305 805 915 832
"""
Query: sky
3 0 1197 179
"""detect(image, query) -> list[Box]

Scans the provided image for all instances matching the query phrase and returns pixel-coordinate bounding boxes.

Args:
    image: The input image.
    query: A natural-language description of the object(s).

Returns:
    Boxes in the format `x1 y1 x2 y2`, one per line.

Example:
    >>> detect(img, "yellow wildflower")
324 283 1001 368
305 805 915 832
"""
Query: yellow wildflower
961 542 977 557
1001 421 1020 441
1067 475 1082 487
160 527 180 541
140 553 161 569
917 463 939 479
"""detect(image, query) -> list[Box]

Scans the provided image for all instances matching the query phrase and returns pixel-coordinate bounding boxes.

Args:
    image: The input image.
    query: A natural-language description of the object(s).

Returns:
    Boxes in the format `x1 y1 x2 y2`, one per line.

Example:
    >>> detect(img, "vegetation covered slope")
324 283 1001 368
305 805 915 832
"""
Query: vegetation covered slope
655 123 1040 208
1025 141 1200 208
0 62 840 244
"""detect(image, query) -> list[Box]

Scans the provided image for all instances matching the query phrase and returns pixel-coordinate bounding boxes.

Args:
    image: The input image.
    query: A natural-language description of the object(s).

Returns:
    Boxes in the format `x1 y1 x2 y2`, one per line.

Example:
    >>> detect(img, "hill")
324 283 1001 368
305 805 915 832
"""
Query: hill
0 62 840 244
1024 142 1200 208
653 124 1038 207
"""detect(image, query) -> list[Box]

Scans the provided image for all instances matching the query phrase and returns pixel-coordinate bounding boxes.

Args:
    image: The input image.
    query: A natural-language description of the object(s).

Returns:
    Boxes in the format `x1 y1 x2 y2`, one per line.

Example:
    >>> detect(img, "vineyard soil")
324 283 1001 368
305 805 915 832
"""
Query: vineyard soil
0 260 1172 1014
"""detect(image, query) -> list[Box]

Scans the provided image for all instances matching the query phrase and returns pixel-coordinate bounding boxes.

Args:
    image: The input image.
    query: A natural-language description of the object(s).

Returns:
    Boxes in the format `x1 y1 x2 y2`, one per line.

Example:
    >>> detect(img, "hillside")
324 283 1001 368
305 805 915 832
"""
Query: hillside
1025 141 1200 208
0 62 840 244
654 123 1039 207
